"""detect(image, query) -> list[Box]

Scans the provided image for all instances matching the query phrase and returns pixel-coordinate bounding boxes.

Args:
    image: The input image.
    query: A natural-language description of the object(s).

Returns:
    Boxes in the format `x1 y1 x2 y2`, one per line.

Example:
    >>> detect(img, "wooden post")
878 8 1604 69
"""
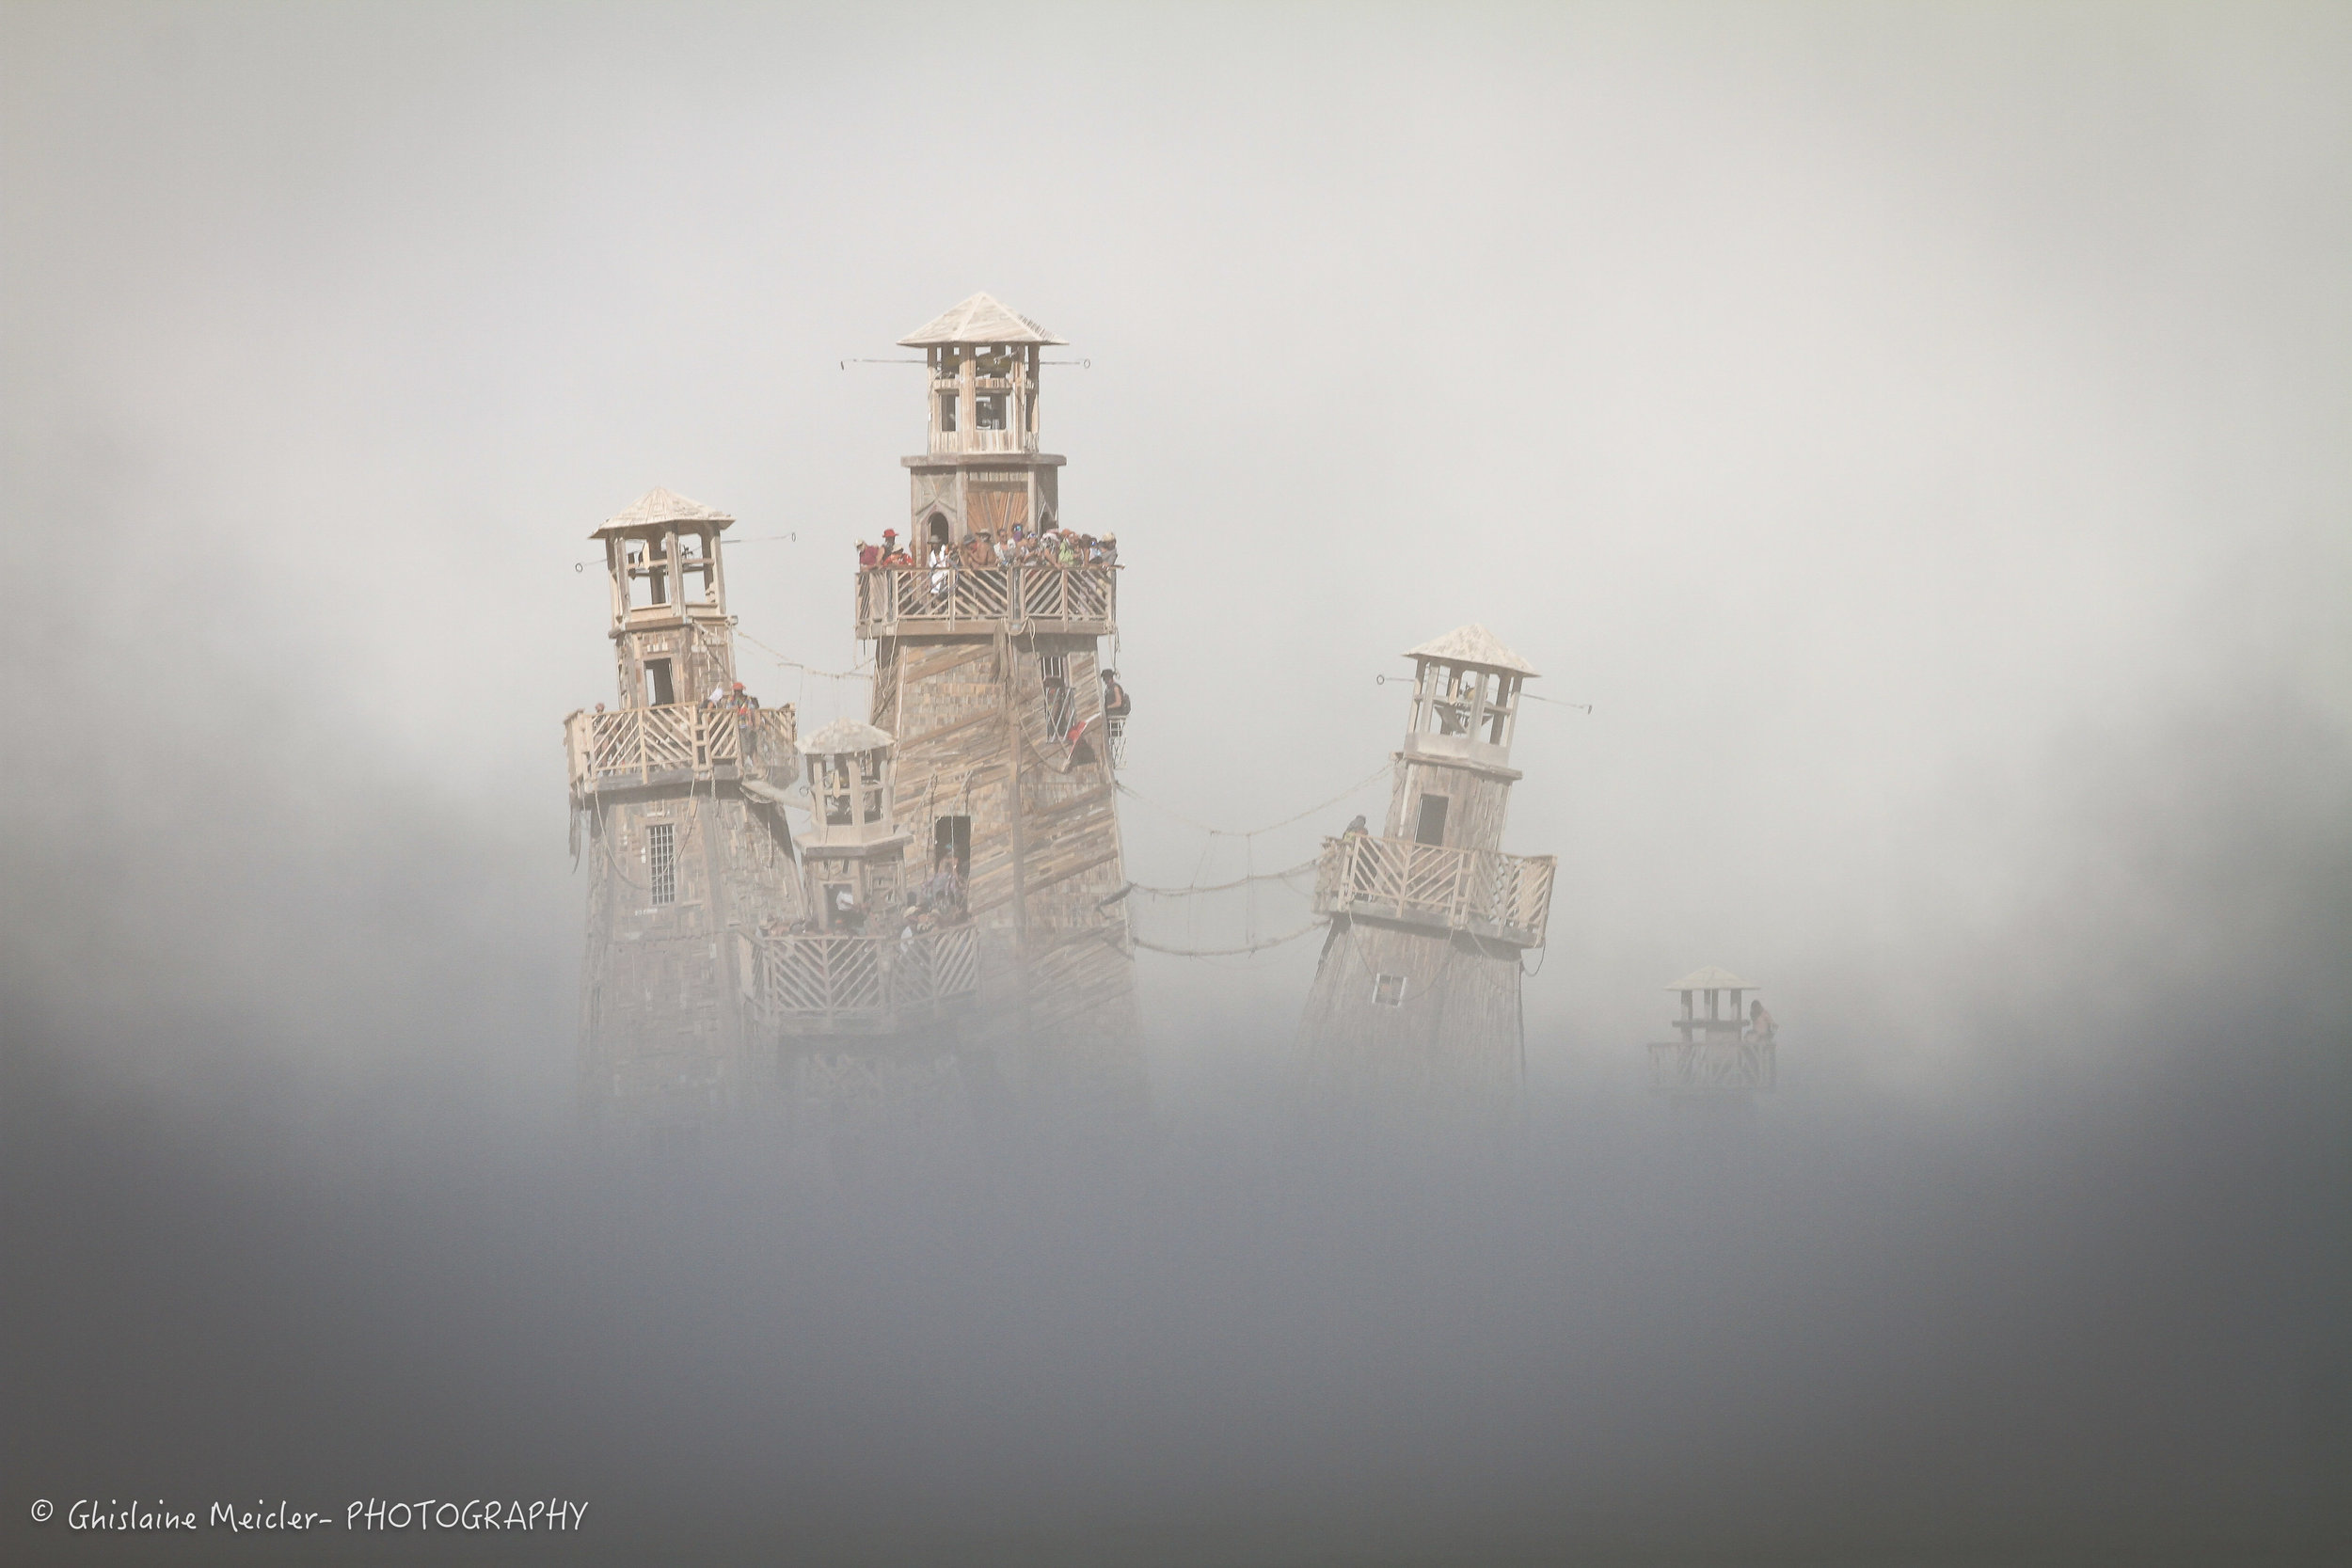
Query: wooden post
1002 628 1027 953
959 354 977 457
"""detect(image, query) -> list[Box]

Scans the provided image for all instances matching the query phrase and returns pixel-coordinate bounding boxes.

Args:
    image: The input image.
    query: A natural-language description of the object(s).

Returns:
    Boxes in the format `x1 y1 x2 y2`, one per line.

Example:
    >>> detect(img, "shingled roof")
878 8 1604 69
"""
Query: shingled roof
1404 624 1540 677
591 486 735 538
898 293 1067 347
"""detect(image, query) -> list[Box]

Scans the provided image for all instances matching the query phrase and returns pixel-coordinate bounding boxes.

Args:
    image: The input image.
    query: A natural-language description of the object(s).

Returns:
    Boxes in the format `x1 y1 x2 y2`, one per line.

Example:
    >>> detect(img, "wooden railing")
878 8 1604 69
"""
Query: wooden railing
928 427 1035 455
746 923 982 1037
854 563 1117 636
1311 833 1555 947
564 703 796 793
1647 1039 1777 1095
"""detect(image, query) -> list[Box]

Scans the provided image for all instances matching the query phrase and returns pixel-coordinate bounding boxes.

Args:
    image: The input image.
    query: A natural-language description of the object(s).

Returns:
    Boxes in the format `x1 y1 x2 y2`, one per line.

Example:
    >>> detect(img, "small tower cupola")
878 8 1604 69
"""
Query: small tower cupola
1665 966 1755 1043
900 293 1065 463
795 718 912 935
1400 624 1538 769
592 486 736 709
799 719 902 848
1647 967 1778 1097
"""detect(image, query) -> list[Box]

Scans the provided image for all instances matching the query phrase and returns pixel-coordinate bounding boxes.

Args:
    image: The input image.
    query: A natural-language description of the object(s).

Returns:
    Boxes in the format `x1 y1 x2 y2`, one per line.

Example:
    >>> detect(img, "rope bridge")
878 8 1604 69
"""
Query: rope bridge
1111 763 1391 959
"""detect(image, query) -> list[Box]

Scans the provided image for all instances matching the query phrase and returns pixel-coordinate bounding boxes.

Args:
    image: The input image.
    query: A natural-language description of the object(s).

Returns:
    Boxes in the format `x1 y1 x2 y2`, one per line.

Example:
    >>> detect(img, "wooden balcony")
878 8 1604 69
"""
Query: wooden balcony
854 562 1117 639
564 703 797 797
1311 833 1555 948
1646 1039 1777 1096
743 923 982 1037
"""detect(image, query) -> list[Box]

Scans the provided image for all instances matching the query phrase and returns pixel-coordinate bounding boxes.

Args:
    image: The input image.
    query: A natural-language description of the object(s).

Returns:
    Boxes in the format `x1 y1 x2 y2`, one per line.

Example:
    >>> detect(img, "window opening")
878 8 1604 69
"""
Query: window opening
928 514 951 550
933 815 971 880
977 394 1007 430
644 658 675 707
939 392 958 433
677 531 714 603
1372 973 1406 1006
822 756 853 826
1414 793 1450 847
1486 675 1513 744
646 822 676 905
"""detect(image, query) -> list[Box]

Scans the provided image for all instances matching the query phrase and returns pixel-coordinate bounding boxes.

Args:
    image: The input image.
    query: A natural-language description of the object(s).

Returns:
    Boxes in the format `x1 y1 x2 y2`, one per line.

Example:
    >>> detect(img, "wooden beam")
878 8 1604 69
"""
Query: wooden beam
1021 845 1121 899
897 705 1005 754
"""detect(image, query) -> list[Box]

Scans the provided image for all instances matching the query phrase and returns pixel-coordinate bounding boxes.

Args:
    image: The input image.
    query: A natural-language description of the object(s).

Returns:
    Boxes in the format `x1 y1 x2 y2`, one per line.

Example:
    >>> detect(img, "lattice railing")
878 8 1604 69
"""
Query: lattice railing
747 923 982 1033
1311 833 1555 947
1646 1039 1777 1094
854 563 1117 634
565 703 796 792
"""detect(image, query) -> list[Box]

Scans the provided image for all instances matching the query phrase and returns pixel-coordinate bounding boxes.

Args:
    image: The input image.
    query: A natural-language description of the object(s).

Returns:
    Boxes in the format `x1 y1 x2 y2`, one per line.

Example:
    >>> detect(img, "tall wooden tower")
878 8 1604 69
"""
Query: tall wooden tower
1300 625 1557 1104
856 294 1143 1097
564 487 803 1117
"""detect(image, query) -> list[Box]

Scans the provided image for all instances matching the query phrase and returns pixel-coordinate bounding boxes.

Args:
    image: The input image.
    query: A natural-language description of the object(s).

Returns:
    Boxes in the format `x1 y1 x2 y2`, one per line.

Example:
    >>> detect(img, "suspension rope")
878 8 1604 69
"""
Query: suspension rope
1114 761 1391 840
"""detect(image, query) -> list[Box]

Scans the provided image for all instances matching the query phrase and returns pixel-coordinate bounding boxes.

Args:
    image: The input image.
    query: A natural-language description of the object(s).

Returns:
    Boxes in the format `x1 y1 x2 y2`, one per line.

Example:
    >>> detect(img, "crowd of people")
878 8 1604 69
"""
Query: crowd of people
855 523 1117 572
755 853 969 945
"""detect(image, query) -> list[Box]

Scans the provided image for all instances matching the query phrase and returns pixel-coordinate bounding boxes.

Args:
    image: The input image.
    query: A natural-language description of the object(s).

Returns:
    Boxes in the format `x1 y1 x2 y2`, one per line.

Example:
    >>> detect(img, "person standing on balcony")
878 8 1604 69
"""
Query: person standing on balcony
1747 999 1777 1044
1343 814 1368 837
1101 669 1132 721
729 682 756 756
857 538 880 568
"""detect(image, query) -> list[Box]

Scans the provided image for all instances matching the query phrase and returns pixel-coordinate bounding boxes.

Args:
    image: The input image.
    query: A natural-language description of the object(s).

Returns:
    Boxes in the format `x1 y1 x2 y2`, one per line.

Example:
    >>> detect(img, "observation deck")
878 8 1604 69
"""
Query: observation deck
854 562 1118 640
564 703 798 799
1646 1037 1778 1095
1311 832 1556 949
742 923 982 1037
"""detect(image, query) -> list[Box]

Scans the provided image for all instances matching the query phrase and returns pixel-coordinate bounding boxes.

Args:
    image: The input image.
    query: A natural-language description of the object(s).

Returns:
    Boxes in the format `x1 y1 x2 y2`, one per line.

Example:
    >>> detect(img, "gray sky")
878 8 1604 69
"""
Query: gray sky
8 5 2345 1085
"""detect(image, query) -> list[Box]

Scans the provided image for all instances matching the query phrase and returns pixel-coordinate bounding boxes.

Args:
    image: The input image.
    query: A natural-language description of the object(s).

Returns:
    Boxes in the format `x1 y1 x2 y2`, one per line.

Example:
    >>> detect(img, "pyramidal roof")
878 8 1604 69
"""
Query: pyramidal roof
1405 624 1540 676
898 293 1066 347
799 718 896 755
1666 966 1755 991
592 486 735 538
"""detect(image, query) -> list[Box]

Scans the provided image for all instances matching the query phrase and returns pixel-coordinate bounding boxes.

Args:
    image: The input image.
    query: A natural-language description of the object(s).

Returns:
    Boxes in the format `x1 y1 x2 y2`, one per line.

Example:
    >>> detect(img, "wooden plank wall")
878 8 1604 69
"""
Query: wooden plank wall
580 783 803 1109
1296 917 1524 1105
876 629 1142 1086
1386 760 1515 855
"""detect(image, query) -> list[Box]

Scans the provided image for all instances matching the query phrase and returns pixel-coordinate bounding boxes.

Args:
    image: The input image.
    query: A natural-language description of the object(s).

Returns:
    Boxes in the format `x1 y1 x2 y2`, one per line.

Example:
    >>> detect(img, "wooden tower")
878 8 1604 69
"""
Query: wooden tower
856 294 1143 1098
1646 967 1777 1099
564 487 803 1117
1300 625 1557 1105
739 718 984 1137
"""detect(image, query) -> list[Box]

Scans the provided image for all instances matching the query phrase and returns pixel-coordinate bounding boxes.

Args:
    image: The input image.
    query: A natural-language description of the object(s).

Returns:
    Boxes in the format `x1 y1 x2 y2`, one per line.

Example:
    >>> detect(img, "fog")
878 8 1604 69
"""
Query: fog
4 3 2348 1561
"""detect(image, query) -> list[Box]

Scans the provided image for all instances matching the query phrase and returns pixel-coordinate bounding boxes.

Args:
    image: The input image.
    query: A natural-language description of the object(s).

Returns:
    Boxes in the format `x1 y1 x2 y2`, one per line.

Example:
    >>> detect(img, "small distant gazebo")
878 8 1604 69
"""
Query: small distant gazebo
797 718 910 932
1648 967 1777 1098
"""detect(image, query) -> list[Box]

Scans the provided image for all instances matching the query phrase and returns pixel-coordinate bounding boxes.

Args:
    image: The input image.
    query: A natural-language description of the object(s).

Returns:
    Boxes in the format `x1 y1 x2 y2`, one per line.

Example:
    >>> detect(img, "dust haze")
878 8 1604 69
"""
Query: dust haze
4 3 2348 1562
